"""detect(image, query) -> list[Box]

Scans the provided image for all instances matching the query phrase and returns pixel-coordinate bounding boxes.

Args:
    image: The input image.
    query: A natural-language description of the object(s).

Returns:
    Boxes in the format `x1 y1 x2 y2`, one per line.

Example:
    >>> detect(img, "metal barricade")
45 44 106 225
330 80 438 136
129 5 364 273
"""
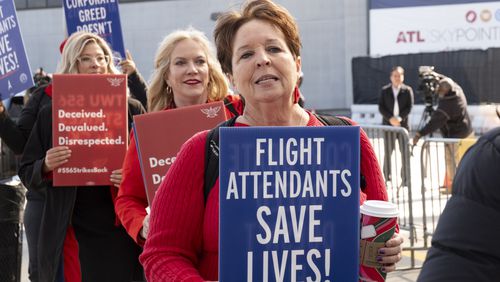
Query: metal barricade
360 125 477 269
360 125 417 268
419 137 474 248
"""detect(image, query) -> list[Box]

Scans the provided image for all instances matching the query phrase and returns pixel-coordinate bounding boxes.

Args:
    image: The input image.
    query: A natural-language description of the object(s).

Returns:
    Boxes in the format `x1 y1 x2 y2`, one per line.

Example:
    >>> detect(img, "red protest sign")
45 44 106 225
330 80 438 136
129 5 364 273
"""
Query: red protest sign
133 101 227 204
52 74 127 186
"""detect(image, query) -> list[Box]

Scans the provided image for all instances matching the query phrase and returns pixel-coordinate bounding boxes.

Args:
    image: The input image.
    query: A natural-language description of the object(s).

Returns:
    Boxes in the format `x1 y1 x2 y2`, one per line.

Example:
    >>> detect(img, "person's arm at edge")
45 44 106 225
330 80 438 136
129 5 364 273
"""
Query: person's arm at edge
338 117 388 202
18 106 51 189
346 118 403 270
0 109 25 154
127 71 148 110
418 108 449 137
115 130 149 245
359 123 388 201
0 89 46 154
140 131 208 282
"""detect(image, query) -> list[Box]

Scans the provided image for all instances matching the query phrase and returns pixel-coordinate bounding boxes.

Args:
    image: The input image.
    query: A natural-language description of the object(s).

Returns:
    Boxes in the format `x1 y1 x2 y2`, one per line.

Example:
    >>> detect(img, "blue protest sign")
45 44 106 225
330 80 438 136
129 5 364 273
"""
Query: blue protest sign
219 126 360 282
0 0 34 100
63 0 126 62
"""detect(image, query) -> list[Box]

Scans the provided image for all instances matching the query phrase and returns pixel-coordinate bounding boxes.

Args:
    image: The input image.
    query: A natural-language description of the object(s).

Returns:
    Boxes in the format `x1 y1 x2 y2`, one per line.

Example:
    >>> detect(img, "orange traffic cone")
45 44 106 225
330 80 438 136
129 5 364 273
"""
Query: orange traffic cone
441 172 453 194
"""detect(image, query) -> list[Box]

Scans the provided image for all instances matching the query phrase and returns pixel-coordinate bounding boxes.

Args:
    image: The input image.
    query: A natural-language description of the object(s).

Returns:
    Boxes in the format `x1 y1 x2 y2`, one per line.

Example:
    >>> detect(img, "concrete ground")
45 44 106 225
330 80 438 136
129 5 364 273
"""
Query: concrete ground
19 230 424 282
387 268 421 282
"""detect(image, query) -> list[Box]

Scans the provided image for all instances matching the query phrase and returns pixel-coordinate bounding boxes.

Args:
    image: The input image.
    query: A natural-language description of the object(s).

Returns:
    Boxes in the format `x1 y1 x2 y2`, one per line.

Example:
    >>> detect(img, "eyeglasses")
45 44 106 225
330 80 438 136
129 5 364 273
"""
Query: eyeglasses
77 55 110 66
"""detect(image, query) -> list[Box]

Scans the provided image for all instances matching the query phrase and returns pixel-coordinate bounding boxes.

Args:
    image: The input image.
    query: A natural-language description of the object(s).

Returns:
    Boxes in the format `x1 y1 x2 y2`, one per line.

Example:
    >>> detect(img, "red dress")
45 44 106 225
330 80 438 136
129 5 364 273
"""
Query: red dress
140 112 388 281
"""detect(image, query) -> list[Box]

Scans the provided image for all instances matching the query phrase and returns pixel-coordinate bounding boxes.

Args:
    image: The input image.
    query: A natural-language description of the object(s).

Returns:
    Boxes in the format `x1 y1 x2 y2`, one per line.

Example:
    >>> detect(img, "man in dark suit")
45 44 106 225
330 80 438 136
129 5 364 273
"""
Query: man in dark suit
378 66 414 183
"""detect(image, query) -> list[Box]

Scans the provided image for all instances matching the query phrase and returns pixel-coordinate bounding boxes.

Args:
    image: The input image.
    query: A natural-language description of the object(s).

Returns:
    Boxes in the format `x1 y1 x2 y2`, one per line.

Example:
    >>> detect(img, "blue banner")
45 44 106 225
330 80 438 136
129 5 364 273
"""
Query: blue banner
219 126 360 282
0 0 34 100
63 0 126 63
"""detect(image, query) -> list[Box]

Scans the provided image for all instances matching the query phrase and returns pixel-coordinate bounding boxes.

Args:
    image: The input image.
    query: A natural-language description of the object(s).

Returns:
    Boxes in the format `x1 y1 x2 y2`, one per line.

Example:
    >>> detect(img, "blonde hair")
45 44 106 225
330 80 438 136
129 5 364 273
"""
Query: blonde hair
56 31 119 75
148 27 228 112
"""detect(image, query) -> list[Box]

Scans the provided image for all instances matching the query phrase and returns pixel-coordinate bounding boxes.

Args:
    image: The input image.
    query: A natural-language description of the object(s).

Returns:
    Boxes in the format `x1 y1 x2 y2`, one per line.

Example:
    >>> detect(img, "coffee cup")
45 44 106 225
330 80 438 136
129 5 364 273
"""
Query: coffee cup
359 200 399 282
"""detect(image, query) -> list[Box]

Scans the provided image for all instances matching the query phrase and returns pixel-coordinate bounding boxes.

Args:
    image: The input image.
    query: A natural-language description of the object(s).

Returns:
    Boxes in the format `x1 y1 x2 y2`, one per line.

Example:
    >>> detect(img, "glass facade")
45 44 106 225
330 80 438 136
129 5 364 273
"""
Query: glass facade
14 0 175 10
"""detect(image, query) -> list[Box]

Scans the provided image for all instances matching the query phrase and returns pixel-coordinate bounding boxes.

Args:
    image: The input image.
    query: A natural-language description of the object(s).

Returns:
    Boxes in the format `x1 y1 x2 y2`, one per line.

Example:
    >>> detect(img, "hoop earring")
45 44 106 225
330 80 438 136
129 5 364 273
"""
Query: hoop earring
166 84 172 94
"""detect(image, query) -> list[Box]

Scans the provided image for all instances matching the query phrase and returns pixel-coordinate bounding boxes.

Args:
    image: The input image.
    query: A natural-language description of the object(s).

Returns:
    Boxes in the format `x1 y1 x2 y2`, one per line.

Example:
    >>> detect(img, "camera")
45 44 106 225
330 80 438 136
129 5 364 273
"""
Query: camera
33 68 51 87
417 66 439 110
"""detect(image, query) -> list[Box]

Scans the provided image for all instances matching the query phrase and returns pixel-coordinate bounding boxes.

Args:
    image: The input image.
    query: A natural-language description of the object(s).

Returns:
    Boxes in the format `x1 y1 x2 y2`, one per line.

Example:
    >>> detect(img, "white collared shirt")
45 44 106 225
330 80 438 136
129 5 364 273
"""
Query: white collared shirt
392 85 401 118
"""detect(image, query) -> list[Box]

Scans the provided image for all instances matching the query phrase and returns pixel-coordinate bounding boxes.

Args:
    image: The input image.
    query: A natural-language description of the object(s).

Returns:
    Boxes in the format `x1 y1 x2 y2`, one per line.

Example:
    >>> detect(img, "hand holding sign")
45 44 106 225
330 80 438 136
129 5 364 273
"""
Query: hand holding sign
110 168 122 188
43 146 72 173
140 214 150 240
119 50 136 75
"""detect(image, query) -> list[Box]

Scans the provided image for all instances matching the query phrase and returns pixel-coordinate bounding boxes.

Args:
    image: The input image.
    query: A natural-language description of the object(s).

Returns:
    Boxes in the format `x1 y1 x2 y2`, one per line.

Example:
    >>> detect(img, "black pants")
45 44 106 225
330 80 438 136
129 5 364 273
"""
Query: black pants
72 187 143 282
24 193 64 282
383 131 408 185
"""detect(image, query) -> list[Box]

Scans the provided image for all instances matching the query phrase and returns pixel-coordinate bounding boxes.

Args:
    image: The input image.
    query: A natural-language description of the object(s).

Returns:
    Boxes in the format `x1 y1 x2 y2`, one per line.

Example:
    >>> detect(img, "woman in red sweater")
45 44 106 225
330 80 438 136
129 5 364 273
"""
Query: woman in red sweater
140 1 403 281
115 27 243 246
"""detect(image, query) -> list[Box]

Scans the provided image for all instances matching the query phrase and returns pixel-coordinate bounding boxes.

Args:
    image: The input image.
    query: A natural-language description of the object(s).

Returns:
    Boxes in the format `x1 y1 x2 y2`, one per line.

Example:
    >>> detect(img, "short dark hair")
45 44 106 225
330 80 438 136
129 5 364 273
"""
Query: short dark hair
391 66 405 75
214 0 302 74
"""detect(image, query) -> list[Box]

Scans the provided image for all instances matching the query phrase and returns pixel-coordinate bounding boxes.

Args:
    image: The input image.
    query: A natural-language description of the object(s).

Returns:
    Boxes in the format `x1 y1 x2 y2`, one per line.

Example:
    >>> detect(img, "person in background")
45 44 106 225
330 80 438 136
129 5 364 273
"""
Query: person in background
0 80 52 155
18 31 143 282
378 66 413 183
413 75 474 189
417 126 500 281
114 27 244 247
119 50 148 110
23 68 52 105
140 1 403 280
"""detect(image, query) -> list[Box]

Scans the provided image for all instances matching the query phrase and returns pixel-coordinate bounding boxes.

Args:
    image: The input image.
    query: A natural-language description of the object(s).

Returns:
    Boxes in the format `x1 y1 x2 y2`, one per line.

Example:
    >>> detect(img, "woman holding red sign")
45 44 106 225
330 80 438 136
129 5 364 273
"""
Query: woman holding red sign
1 36 147 282
114 27 244 247
18 31 144 282
140 1 404 281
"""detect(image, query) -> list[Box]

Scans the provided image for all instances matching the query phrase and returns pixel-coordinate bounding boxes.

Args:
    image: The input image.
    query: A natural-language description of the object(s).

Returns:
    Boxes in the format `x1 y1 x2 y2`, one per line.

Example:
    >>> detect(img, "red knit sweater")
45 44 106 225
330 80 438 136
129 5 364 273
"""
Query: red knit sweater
140 113 387 281
115 95 245 245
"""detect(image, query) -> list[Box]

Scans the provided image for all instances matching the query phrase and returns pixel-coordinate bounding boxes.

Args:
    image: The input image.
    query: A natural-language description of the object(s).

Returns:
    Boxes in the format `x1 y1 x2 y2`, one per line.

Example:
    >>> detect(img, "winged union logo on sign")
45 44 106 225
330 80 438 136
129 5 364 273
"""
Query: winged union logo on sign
201 106 222 118
107 77 125 87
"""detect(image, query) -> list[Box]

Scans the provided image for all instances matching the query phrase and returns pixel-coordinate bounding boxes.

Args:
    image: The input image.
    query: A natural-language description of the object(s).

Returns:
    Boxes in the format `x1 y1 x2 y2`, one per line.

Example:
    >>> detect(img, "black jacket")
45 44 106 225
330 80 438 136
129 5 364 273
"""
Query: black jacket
417 127 500 281
0 85 51 154
418 84 472 138
378 83 414 130
127 70 148 110
127 97 146 129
